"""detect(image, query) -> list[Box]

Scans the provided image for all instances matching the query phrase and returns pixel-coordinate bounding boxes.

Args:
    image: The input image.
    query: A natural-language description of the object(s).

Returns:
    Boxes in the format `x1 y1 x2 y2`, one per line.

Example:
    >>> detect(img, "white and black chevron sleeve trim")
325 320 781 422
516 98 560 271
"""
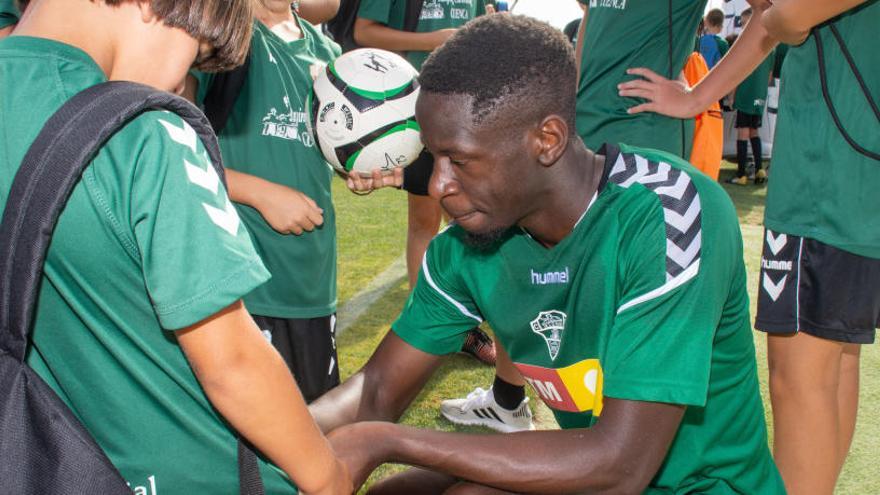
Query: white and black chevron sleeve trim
608 152 703 312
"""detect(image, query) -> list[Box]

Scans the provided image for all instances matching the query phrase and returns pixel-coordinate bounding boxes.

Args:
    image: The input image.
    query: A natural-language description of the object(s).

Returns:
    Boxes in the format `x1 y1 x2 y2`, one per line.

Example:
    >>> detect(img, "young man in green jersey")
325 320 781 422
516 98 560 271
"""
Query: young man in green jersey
618 1 879 492
310 15 784 494
186 0 353 403
443 0 719 433
1 1 351 492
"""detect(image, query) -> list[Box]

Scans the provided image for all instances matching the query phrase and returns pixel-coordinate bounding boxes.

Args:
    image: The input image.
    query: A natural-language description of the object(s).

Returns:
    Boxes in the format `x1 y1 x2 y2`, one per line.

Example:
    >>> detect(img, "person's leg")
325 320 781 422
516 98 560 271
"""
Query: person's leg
836 343 861 475
767 332 843 495
403 150 443 289
490 344 526 409
406 192 443 288
440 341 533 432
750 127 765 183
731 122 749 184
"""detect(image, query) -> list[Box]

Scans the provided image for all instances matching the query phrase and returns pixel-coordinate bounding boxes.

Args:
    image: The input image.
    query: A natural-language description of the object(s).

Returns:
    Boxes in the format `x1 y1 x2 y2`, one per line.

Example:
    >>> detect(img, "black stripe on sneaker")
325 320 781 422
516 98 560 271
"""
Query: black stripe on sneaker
473 409 484 419
486 407 505 424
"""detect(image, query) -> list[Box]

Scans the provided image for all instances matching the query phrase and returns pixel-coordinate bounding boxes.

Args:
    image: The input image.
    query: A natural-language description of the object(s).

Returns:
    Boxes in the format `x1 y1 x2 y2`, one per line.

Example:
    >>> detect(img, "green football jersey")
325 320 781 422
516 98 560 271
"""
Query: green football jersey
733 49 773 116
195 19 341 319
0 37 297 493
576 0 706 158
395 144 784 493
765 0 880 258
0 0 17 29
357 0 486 70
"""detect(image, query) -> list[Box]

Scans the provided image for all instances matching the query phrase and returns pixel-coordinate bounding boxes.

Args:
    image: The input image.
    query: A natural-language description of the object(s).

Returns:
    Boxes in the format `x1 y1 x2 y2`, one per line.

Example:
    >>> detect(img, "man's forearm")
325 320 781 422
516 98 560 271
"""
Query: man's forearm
310 330 444 433
384 425 643 494
362 399 685 494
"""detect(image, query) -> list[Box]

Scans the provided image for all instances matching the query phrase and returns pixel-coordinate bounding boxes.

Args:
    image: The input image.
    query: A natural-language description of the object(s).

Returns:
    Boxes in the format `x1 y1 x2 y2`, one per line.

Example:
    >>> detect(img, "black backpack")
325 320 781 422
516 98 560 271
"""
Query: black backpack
0 81 265 494
326 0 424 53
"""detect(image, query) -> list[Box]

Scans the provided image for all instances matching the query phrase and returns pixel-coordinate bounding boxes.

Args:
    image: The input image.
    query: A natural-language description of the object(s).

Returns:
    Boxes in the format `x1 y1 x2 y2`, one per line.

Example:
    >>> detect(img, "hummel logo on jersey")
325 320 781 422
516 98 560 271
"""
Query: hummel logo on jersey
763 273 787 301
531 310 566 360
608 152 702 282
159 117 242 237
530 267 570 285
762 259 793 271
766 231 788 256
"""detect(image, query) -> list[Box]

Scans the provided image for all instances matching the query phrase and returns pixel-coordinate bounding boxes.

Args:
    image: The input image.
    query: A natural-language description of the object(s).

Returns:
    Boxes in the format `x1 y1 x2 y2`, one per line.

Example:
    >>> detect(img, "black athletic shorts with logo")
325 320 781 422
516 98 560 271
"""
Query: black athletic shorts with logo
735 110 763 129
402 148 434 196
755 229 880 344
251 314 340 402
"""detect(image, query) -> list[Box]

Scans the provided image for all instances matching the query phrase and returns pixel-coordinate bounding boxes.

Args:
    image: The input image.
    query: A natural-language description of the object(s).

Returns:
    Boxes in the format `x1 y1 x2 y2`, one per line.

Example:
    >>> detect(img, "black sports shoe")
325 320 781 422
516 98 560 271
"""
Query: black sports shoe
459 328 496 365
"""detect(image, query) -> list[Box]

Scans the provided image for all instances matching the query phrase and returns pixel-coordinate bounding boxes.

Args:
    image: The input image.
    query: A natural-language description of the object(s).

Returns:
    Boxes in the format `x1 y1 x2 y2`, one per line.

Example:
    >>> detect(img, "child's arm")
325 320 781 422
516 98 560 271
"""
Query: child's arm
226 169 324 235
177 301 352 495
353 17 456 52
762 0 870 45
618 6 776 119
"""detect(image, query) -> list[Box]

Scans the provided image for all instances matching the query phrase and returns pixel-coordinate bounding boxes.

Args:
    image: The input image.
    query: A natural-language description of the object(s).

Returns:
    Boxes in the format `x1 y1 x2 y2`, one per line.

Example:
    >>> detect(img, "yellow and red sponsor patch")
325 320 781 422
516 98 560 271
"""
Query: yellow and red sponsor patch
514 359 604 416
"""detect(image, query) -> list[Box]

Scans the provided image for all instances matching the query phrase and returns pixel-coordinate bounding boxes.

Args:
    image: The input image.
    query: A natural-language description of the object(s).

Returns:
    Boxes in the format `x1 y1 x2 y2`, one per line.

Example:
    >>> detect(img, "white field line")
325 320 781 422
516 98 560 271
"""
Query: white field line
336 254 407 335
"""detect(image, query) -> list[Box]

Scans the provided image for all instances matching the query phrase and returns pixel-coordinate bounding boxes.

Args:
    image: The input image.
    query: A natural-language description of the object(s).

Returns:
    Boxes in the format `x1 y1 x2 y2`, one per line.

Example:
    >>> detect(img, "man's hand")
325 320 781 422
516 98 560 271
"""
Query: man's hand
345 167 404 194
328 422 397 491
618 68 697 118
254 181 324 235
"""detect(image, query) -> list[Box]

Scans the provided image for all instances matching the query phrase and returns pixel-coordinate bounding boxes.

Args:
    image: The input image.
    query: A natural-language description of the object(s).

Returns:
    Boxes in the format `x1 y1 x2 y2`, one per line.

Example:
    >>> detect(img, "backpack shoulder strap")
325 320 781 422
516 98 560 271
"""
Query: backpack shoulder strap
403 0 423 33
202 52 252 134
326 0 362 52
0 80 224 361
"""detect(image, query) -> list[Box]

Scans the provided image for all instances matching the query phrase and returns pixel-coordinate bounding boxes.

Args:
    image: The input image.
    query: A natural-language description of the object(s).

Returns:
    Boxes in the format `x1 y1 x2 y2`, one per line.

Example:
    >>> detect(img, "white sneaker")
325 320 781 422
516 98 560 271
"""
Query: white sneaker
440 386 535 433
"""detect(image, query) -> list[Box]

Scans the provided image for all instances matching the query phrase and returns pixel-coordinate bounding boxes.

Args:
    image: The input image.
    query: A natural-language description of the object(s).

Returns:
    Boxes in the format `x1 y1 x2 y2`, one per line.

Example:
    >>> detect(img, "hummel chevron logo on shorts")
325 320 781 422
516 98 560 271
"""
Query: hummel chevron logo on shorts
608 152 702 281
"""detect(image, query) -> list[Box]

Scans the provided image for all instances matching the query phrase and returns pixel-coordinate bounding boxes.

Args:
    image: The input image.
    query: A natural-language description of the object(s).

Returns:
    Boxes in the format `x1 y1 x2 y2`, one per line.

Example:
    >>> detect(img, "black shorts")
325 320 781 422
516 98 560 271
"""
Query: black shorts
755 229 880 344
402 149 434 196
251 314 340 402
735 111 762 129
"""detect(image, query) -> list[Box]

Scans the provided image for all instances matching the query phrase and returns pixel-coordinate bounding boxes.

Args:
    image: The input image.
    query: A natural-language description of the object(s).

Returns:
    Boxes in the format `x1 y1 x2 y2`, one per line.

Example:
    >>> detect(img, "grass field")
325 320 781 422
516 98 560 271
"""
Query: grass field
331 160 880 493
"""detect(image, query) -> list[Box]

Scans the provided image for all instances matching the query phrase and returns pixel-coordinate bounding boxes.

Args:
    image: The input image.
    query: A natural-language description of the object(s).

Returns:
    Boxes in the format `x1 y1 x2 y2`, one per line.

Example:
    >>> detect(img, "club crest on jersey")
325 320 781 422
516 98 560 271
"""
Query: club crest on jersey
530 310 567 360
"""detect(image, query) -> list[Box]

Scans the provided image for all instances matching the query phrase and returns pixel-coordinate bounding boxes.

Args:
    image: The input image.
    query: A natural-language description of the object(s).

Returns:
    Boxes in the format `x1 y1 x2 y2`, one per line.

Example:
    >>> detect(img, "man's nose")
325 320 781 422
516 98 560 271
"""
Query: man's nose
428 157 456 200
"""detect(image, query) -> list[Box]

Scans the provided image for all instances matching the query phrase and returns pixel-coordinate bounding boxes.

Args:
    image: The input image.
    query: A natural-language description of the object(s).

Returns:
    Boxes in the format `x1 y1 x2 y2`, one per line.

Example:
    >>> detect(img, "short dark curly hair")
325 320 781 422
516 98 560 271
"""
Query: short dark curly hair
419 14 577 133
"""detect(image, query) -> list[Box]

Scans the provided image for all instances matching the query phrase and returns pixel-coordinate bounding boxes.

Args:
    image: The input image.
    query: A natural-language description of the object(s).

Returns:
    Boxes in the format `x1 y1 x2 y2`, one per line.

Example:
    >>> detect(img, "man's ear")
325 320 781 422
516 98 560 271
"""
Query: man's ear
533 115 569 167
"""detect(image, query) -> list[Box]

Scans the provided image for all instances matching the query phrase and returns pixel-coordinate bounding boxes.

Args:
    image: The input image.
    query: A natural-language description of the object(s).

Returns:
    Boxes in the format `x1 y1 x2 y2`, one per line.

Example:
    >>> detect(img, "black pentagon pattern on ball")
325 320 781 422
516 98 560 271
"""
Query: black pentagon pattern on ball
334 118 416 171
325 64 420 114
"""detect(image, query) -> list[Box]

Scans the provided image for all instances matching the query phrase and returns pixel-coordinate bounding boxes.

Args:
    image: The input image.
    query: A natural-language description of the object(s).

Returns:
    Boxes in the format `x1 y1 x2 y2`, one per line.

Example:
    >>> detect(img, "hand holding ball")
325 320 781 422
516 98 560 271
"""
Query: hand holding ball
309 49 424 177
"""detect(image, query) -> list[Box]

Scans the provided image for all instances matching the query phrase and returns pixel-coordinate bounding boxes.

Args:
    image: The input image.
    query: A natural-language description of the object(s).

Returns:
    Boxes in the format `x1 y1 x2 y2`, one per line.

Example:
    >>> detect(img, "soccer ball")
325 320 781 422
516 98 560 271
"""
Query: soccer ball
309 48 424 176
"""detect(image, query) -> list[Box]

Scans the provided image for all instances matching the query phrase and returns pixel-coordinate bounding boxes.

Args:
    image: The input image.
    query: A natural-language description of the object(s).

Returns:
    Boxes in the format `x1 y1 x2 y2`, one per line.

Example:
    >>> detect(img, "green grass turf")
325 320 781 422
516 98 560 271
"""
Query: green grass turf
331 161 880 493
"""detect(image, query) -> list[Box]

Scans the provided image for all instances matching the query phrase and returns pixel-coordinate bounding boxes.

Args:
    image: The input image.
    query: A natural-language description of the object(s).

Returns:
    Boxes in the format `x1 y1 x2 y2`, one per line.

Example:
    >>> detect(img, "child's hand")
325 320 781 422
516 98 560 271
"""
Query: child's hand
254 182 324 235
